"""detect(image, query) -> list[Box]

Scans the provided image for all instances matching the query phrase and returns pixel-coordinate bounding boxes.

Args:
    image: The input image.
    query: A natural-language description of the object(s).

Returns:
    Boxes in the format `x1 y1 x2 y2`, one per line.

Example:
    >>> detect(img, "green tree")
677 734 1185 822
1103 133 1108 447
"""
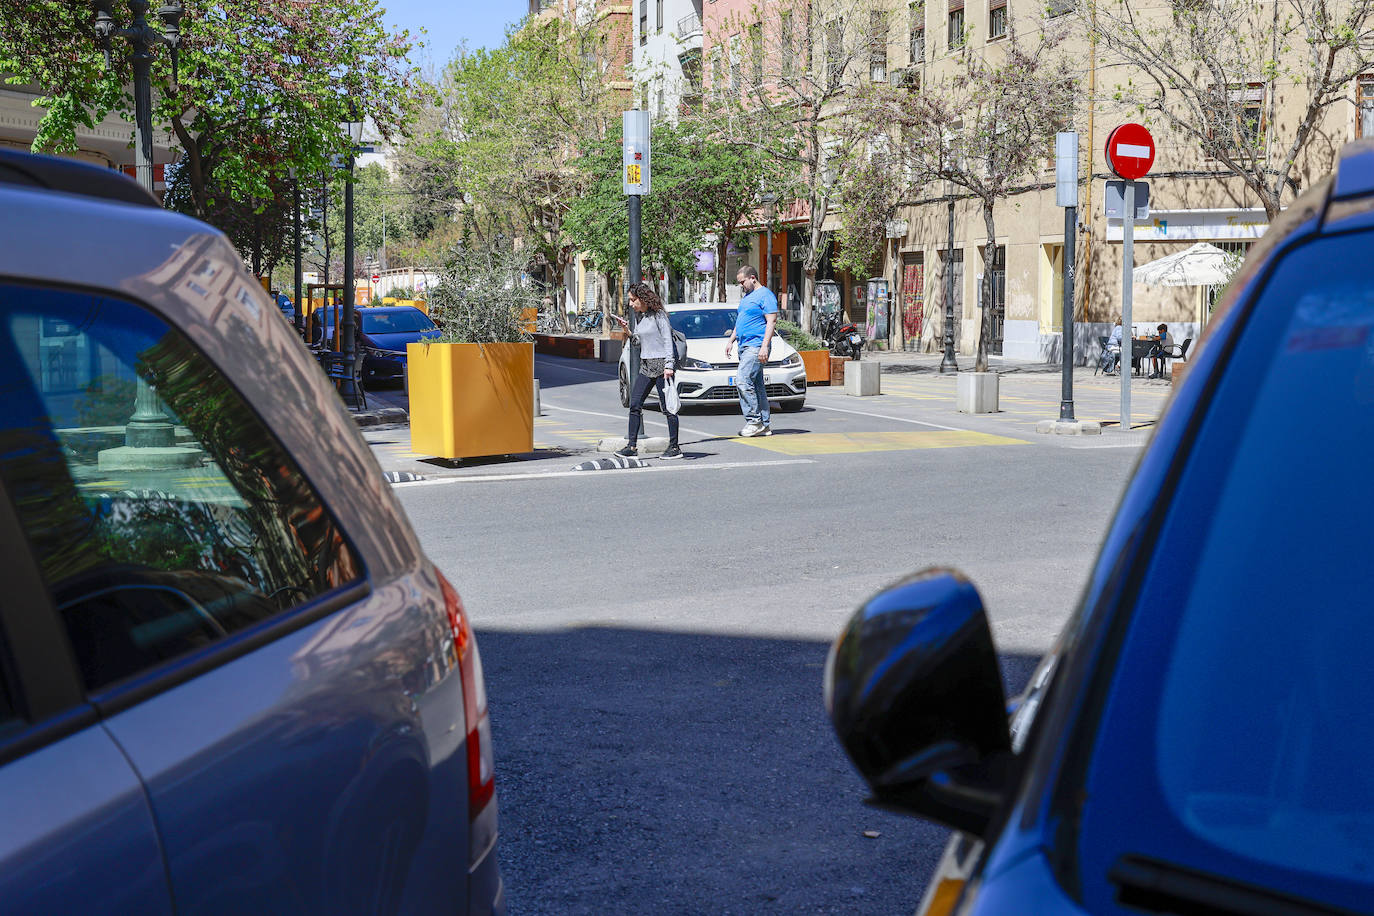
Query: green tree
562 120 715 311
2 0 426 253
397 14 624 317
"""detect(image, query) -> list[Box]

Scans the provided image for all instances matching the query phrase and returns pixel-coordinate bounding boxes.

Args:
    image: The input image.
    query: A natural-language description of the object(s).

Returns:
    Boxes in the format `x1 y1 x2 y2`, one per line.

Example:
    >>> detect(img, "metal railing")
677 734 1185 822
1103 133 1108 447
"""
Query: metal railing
677 11 701 35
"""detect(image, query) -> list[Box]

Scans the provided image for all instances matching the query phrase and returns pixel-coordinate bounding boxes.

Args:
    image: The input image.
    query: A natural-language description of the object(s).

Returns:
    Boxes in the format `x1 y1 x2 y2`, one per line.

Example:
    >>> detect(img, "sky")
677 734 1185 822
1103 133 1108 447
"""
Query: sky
380 1 525 71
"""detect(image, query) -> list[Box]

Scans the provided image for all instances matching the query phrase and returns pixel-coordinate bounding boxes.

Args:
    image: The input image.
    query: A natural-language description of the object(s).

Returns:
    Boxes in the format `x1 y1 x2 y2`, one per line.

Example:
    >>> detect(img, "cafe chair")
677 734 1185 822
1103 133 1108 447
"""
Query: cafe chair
1095 336 1120 376
1155 337 1192 379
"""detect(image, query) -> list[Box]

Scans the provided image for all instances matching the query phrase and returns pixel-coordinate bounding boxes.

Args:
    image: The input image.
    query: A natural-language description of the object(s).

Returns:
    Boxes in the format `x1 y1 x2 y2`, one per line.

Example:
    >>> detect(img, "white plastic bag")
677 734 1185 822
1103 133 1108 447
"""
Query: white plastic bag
663 378 681 414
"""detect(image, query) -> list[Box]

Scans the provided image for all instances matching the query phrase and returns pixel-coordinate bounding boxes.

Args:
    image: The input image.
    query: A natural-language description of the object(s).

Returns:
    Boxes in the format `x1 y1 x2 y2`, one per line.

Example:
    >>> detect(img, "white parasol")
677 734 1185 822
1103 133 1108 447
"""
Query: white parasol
1132 242 1234 287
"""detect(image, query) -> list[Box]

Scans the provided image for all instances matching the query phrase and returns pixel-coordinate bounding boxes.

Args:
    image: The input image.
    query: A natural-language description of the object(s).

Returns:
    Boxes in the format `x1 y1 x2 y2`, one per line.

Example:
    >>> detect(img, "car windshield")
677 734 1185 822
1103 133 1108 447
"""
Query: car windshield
361 310 435 334
1070 229 1374 912
671 309 737 339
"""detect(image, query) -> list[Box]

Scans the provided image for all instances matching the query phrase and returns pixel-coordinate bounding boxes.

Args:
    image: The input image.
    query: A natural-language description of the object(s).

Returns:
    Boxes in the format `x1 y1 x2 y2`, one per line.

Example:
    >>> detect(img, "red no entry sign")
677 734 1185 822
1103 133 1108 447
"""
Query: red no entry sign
1105 123 1155 180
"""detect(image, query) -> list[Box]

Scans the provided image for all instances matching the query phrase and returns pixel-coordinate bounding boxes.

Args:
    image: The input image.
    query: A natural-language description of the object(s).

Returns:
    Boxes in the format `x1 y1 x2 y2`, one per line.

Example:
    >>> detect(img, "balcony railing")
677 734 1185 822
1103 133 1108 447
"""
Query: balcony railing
677 12 702 36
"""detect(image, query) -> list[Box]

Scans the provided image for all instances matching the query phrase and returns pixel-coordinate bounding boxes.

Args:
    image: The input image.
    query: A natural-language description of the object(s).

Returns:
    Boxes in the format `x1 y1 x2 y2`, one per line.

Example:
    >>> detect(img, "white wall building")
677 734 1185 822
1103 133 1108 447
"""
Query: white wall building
631 0 703 122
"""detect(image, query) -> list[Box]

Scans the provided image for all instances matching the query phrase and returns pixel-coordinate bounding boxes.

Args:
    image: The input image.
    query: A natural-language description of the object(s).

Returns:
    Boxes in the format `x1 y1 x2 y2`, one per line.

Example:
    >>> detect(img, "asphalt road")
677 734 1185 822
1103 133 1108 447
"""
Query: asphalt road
389 353 1152 914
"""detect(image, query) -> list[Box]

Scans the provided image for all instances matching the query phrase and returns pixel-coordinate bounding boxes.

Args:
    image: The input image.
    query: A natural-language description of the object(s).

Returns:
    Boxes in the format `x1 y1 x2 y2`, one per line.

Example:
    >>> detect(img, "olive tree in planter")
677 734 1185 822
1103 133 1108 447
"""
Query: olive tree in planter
408 246 539 459
776 319 833 386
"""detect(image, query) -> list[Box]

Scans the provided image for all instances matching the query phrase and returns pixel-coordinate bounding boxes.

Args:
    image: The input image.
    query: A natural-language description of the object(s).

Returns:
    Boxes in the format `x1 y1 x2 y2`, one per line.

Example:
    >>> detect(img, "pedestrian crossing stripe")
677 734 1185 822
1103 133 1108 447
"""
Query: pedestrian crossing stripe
735 430 1027 455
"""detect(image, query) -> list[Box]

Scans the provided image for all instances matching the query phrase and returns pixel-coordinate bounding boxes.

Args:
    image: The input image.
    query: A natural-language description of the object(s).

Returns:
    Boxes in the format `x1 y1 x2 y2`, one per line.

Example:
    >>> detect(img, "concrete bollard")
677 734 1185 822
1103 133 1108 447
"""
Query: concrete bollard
533 378 541 418
956 371 999 413
844 360 881 396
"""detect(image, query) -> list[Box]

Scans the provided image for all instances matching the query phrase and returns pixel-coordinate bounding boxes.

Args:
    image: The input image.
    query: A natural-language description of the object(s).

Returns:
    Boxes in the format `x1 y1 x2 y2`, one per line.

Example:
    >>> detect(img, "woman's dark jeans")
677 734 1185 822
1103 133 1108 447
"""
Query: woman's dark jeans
627 371 679 445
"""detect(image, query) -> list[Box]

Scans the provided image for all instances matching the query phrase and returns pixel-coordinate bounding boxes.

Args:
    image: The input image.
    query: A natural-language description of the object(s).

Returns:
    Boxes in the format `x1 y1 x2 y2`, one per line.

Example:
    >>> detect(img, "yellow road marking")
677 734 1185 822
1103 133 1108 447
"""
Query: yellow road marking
735 430 1027 455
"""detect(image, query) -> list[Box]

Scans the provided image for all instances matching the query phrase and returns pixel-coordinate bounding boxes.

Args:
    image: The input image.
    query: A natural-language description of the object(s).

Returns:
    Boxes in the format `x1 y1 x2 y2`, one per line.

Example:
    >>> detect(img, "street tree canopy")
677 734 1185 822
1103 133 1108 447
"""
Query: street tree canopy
2 0 426 227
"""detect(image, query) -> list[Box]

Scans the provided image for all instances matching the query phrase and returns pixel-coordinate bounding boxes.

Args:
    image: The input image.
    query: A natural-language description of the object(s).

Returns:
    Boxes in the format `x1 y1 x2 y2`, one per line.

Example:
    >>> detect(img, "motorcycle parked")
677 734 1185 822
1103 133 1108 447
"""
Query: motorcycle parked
815 311 864 360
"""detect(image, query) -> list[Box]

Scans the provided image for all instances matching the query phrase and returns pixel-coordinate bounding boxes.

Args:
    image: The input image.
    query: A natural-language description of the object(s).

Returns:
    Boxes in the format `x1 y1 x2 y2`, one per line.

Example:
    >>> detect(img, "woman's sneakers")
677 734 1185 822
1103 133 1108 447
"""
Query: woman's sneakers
660 444 683 460
614 444 638 457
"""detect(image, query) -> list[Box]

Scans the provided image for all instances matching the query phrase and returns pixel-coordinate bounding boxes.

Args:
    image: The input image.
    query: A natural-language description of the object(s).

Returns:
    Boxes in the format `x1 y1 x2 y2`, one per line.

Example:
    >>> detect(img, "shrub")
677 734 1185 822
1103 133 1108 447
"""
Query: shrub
426 246 538 344
776 318 825 351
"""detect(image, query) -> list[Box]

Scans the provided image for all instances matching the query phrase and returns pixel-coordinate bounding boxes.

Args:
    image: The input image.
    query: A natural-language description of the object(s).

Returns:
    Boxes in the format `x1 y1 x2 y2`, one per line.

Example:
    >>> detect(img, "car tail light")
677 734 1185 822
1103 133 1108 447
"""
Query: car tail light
437 570 496 818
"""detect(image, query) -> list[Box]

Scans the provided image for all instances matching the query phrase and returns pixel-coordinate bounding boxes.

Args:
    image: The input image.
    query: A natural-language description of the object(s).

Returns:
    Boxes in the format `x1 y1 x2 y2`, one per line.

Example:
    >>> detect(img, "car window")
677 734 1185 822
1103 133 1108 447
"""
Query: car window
672 309 737 339
361 310 435 335
1071 230 1374 911
0 283 362 692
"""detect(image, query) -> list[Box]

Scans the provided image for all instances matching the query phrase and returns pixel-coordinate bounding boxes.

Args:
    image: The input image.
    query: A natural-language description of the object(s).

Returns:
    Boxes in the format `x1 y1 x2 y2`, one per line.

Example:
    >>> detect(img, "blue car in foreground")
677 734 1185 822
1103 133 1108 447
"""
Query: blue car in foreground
826 139 1374 915
0 150 502 914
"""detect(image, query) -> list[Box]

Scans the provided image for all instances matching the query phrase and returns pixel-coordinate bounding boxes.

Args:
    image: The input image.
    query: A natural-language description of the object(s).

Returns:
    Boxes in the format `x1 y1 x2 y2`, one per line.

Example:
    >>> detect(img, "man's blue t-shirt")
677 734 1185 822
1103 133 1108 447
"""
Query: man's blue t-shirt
734 286 779 348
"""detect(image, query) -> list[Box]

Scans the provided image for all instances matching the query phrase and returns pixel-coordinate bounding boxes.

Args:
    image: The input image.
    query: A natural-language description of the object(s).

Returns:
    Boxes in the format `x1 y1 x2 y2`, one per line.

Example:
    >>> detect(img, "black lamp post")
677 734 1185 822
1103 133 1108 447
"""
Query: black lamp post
940 174 959 374
288 165 304 338
339 110 364 408
94 1 181 195
94 0 183 454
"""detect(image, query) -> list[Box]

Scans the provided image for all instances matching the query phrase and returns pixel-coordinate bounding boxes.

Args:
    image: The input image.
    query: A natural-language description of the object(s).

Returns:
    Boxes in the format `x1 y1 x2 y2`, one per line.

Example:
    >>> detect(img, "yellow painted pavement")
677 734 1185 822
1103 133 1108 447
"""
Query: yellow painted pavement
734 429 1028 456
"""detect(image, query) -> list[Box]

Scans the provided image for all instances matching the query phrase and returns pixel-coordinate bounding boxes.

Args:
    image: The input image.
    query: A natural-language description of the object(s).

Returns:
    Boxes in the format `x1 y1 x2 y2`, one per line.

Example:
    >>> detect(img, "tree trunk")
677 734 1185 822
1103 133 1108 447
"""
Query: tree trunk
976 199 996 374
716 237 728 302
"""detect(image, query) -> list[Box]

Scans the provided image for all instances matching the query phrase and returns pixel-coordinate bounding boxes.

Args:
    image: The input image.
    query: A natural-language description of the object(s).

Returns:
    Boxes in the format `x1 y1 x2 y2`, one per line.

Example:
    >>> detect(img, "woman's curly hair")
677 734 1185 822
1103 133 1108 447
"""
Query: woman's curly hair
628 282 665 312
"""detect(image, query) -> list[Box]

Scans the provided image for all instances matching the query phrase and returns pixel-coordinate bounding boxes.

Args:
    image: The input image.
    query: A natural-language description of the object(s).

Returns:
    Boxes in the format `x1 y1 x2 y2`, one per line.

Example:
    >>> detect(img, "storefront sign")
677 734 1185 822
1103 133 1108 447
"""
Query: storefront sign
1106 208 1267 242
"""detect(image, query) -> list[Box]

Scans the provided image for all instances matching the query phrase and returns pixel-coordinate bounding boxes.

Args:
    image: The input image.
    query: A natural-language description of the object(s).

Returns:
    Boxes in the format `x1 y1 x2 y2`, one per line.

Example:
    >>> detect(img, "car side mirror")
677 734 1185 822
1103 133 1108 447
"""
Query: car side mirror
825 568 1013 837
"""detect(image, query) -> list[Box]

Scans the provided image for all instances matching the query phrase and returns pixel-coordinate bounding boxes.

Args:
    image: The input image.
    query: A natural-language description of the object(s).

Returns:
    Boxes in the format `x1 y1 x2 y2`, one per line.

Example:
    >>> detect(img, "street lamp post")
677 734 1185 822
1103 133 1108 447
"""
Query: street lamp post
339 111 364 409
940 176 959 374
95 1 182 194
94 0 185 457
288 165 304 339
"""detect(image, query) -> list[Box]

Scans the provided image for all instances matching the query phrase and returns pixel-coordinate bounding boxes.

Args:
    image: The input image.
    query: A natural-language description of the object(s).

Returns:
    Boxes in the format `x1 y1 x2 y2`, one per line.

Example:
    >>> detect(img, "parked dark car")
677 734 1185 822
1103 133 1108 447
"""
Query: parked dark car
316 305 440 386
0 150 502 914
826 139 1374 915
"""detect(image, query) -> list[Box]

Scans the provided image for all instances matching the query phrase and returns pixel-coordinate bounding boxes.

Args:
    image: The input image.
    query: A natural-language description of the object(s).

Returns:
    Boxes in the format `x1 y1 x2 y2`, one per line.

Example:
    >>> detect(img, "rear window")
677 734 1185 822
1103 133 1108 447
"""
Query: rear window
1071 229 1374 913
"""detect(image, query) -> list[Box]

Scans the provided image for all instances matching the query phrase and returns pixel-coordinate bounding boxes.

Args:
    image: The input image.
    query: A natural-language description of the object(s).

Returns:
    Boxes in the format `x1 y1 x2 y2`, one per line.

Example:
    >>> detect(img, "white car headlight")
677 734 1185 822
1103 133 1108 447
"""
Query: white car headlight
680 356 712 369
782 353 802 367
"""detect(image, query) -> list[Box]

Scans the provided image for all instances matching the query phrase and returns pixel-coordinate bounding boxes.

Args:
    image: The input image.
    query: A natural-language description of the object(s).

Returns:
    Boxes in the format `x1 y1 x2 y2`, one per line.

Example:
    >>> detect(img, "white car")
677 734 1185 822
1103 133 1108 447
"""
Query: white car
617 303 808 412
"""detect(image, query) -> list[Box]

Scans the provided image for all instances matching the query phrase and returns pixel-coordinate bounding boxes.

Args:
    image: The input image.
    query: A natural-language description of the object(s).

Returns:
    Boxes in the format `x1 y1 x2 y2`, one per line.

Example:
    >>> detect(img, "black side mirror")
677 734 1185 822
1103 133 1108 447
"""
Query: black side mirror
825 568 1013 837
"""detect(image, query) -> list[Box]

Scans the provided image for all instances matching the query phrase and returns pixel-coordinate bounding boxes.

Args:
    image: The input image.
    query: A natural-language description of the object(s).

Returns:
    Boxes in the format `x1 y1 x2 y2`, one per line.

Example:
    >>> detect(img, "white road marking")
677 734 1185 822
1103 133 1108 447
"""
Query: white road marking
391 458 815 486
808 402 976 433
541 402 718 439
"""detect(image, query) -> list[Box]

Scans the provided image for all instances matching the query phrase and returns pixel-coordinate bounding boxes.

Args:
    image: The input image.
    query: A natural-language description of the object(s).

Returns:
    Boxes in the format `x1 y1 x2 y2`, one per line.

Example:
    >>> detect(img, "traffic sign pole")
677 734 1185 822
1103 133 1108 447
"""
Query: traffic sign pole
1105 123 1155 434
1121 180 1134 432
624 111 650 439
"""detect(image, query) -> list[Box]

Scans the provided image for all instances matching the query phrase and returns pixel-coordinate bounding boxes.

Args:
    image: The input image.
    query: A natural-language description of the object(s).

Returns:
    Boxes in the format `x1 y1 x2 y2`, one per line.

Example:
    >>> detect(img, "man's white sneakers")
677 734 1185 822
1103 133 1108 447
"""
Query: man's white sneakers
738 423 772 437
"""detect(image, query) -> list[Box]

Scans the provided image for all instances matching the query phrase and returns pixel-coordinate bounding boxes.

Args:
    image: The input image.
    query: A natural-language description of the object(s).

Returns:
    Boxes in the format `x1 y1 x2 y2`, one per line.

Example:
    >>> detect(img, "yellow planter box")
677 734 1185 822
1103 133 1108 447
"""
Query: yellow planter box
521 307 537 333
402 298 428 315
408 341 534 459
800 349 832 385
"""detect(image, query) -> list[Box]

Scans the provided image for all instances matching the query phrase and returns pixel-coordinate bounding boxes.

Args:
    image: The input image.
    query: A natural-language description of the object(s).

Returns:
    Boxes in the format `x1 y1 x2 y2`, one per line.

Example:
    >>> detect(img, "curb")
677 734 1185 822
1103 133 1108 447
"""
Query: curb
351 407 408 427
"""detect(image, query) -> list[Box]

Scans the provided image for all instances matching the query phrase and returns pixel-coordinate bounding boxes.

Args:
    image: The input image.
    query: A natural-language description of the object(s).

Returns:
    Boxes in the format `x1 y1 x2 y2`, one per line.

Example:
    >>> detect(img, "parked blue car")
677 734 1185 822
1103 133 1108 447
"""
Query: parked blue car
827 140 1374 915
314 306 440 386
0 150 502 914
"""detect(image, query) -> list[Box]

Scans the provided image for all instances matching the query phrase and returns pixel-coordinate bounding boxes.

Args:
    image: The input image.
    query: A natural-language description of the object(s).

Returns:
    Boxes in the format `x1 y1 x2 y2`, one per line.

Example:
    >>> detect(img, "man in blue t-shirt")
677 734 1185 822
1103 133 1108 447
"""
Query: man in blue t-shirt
723 264 778 437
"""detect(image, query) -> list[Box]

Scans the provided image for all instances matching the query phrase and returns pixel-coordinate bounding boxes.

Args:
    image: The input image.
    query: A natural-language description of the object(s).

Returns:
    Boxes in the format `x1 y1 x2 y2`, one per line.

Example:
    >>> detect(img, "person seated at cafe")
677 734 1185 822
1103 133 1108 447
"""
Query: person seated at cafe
1149 323 1173 378
1104 315 1123 374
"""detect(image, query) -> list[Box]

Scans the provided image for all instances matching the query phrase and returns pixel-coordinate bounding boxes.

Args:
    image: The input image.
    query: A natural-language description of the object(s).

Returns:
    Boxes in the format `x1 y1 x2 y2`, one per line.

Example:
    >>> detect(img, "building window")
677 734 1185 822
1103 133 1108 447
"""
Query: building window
1046 0 1073 16
730 35 742 92
750 22 764 86
656 0 663 32
639 0 647 45
948 1 965 50
1359 75 1374 138
870 11 888 82
1208 82 1265 157
910 1 925 63
989 0 1007 39
827 19 845 84
781 12 795 79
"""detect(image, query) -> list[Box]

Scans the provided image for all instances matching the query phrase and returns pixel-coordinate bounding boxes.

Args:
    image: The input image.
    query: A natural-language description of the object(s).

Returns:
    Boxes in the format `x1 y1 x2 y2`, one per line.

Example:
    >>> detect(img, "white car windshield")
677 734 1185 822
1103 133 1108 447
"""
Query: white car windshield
672 309 737 339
